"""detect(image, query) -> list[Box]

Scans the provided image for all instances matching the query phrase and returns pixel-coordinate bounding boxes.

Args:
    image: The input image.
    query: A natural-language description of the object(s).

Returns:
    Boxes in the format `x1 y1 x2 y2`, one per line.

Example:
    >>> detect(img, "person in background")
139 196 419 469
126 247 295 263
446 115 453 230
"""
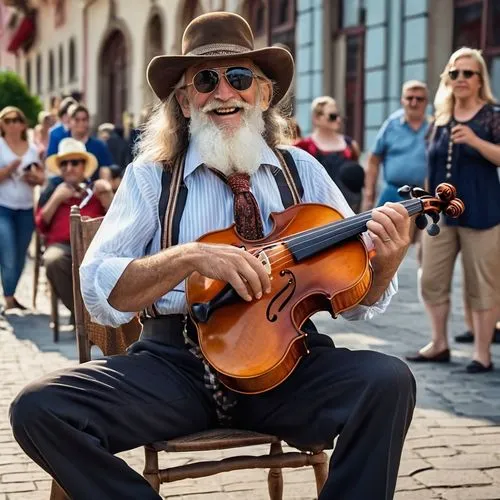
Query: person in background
35 138 113 317
0 106 45 312
46 104 114 182
363 81 431 210
295 96 364 212
97 122 131 189
406 47 500 373
33 111 55 160
47 97 77 155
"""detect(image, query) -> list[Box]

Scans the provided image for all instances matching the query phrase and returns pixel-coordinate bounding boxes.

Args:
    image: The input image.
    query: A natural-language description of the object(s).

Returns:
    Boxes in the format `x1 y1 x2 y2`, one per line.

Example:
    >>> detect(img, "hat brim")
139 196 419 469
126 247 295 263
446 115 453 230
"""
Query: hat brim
147 47 294 105
46 151 98 179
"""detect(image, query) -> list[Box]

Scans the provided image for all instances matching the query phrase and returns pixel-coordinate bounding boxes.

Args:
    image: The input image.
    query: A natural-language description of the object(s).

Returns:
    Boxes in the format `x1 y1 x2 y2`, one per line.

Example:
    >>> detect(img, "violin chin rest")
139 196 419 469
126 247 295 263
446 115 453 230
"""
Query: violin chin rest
191 302 210 323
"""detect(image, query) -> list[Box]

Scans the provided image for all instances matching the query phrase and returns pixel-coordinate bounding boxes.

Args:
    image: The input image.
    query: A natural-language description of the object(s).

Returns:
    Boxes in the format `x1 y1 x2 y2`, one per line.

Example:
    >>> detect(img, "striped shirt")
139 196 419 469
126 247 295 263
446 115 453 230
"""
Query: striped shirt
80 142 398 328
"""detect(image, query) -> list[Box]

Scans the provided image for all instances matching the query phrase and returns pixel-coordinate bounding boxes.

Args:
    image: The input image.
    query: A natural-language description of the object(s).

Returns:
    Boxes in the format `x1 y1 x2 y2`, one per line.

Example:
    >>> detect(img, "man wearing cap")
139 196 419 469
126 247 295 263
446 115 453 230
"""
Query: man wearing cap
35 138 113 317
10 12 415 500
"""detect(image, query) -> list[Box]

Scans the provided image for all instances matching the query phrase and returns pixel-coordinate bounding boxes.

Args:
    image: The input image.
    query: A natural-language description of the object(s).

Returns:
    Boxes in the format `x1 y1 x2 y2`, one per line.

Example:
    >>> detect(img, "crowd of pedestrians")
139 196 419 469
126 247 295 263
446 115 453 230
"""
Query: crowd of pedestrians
0 95 142 316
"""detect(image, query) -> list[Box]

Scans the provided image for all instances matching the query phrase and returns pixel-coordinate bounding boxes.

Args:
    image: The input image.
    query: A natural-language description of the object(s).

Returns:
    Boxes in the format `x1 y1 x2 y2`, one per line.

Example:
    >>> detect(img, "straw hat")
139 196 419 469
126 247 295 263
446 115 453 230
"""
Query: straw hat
46 138 98 179
147 11 294 105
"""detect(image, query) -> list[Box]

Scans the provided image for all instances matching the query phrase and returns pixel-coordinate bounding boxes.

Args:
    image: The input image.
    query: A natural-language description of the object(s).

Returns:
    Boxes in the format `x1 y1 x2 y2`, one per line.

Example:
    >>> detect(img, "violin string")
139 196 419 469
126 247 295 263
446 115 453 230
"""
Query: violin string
254 199 423 269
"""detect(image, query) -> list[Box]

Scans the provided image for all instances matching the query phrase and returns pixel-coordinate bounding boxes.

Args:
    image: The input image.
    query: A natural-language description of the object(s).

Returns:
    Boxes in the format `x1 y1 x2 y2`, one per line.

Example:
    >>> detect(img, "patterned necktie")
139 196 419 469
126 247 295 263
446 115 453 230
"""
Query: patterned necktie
226 173 264 240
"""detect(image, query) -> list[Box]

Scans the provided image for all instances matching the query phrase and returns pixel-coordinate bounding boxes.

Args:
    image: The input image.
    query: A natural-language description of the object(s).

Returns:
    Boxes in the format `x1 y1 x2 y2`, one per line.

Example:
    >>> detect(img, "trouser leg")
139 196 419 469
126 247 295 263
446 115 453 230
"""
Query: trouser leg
232 337 416 500
13 208 34 289
0 206 18 296
43 243 74 314
10 340 217 500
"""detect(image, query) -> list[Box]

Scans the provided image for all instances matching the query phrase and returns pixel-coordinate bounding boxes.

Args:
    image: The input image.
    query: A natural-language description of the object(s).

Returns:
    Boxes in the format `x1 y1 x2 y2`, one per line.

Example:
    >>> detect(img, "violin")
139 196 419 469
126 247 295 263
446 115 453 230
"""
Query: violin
185 183 465 395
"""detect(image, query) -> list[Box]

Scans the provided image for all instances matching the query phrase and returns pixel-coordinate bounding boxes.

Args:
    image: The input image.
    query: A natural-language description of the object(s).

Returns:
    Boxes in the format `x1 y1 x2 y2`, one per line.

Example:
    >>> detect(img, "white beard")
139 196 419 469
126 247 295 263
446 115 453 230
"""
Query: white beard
189 99 267 177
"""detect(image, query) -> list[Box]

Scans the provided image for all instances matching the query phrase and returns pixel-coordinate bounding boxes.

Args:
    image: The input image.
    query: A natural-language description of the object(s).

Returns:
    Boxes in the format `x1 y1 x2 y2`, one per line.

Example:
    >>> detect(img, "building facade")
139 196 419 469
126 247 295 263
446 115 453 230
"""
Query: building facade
0 0 297 130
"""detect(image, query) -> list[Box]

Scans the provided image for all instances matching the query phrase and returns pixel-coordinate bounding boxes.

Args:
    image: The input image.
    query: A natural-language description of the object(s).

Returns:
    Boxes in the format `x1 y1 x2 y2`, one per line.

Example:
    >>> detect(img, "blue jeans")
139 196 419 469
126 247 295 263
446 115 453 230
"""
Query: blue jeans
0 205 34 297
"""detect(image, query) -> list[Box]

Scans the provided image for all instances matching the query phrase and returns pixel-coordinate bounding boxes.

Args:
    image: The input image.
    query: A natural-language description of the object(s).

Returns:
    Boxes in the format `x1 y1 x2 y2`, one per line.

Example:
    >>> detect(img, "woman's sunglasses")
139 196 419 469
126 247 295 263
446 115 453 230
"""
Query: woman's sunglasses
326 113 339 121
184 67 260 94
448 69 481 80
60 159 85 168
3 117 22 125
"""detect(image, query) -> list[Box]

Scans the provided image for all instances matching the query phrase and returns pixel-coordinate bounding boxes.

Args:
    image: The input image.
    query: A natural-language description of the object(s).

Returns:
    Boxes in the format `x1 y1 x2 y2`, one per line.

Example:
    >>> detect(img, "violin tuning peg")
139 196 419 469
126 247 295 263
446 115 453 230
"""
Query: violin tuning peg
415 214 428 230
427 224 440 237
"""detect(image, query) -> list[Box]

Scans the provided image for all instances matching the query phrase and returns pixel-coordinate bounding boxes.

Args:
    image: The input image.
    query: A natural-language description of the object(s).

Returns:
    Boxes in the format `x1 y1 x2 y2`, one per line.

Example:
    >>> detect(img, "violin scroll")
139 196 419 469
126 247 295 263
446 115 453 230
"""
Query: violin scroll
398 183 465 236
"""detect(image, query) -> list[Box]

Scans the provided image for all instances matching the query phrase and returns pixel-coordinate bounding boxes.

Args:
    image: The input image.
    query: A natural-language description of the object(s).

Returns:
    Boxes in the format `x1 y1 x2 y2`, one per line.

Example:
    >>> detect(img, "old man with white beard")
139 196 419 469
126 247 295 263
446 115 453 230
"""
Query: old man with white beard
10 12 416 500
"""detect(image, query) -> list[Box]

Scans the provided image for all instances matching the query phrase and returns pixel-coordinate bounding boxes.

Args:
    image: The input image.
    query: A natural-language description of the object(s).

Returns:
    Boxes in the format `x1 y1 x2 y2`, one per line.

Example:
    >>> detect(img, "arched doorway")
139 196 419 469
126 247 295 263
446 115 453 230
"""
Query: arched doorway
172 0 202 53
144 12 165 105
99 30 128 125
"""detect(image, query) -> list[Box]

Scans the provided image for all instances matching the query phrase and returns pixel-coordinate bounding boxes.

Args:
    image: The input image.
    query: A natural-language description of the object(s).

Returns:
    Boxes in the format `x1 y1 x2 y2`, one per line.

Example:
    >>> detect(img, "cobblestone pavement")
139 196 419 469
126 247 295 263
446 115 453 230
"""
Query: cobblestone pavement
1 246 500 500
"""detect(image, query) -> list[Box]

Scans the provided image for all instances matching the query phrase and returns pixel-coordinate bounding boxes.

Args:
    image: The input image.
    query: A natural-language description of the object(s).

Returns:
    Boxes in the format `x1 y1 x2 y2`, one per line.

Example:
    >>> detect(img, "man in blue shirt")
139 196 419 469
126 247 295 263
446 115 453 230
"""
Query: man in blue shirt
46 96 77 156
46 104 113 182
362 81 431 211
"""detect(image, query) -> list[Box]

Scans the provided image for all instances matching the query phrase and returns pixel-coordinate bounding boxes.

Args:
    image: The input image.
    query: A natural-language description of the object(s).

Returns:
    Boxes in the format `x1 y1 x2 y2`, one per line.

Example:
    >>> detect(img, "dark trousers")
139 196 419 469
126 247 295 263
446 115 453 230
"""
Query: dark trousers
43 243 74 315
10 333 416 500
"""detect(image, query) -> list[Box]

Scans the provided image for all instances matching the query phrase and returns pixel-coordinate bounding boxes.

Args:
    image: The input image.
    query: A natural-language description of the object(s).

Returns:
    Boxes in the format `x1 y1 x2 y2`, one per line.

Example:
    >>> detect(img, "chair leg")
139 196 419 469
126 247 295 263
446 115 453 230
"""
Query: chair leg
32 237 40 309
267 441 283 500
50 284 59 343
49 479 69 500
312 451 329 495
143 445 160 493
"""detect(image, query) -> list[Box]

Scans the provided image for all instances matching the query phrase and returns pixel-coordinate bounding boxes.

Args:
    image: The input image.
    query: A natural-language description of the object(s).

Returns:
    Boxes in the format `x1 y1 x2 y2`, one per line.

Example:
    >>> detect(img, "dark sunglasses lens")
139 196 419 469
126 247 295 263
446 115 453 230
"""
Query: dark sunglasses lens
449 70 459 80
193 70 219 93
463 70 474 78
226 67 254 91
61 159 83 168
328 113 338 121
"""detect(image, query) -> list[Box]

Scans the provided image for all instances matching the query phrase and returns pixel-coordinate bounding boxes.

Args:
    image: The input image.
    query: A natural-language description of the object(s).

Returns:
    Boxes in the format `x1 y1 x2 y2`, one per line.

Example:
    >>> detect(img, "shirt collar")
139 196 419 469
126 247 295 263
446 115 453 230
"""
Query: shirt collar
183 139 283 180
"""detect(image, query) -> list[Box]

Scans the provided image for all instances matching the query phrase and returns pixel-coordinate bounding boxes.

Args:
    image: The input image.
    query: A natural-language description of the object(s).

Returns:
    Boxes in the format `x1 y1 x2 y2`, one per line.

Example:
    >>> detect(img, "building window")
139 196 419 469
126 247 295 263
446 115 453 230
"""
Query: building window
69 38 76 82
48 50 55 91
25 59 31 91
36 54 42 95
345 32 364 148
487 0 500 47
58 44 64 87
55 0 66 28
248 0 265 36
453 1 482 48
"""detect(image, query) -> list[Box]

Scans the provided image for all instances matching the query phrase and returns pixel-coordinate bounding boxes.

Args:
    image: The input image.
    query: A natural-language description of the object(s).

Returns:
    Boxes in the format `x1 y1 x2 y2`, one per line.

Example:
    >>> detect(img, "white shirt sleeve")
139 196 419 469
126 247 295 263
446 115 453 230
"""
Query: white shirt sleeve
287 146 398 321
79 163 160 327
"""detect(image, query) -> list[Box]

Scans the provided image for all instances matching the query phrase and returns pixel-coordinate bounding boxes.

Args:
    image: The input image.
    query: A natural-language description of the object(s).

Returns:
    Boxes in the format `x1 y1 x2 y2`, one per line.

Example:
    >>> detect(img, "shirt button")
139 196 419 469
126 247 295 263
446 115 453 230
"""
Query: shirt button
446 172 452 179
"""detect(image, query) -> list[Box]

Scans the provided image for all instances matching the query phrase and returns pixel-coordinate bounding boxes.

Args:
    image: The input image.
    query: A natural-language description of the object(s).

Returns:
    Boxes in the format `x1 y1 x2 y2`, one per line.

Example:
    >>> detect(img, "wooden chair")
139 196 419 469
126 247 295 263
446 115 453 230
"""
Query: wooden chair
49 205 329 499
32 186 60 342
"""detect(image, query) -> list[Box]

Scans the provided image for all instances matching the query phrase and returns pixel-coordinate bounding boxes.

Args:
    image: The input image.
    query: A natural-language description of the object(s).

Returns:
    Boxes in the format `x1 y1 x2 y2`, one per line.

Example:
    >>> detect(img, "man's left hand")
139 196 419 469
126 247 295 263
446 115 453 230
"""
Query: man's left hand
366 202 411 276
93 179 113 196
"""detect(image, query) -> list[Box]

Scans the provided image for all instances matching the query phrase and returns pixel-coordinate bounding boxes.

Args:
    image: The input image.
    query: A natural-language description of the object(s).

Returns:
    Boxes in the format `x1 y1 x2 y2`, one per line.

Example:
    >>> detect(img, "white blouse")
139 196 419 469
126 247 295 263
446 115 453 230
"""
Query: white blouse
0 137 41 210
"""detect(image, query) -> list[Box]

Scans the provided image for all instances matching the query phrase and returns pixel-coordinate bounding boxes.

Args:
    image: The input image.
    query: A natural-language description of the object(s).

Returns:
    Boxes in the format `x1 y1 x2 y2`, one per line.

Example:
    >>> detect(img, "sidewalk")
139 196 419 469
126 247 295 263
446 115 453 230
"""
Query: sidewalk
1 247 500 499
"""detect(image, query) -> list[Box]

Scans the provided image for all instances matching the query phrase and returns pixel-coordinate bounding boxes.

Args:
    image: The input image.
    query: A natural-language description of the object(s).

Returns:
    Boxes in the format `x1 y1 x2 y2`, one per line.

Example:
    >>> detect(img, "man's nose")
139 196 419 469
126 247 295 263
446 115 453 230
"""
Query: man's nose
213 74 238 100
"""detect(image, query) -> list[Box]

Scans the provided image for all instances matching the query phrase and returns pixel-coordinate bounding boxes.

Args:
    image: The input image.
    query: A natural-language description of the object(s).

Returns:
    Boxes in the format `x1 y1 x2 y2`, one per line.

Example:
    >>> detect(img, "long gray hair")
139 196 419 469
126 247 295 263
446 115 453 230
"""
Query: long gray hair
134 86 293 166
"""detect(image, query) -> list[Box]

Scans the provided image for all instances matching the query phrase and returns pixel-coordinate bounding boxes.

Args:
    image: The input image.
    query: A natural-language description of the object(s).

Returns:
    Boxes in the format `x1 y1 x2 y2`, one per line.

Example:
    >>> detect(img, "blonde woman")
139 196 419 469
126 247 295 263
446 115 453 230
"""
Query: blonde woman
0 106 45 312
406 48 500 373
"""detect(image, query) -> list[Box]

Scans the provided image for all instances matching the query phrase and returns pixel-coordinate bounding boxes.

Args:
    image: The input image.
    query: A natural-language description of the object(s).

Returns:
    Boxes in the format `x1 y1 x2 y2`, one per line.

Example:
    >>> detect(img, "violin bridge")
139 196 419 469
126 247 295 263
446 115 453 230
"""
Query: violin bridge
258 251 272 276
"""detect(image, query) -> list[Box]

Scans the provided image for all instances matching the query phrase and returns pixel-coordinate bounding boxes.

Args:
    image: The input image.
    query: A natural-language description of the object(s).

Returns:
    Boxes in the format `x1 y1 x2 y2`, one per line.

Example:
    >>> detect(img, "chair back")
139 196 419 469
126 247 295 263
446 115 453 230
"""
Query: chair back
70 205 141 363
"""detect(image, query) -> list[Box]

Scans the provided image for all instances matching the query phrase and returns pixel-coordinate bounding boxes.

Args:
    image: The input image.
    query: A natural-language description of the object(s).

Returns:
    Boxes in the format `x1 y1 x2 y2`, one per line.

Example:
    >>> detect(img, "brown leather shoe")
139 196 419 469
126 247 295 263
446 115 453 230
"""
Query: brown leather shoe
405 349 450 362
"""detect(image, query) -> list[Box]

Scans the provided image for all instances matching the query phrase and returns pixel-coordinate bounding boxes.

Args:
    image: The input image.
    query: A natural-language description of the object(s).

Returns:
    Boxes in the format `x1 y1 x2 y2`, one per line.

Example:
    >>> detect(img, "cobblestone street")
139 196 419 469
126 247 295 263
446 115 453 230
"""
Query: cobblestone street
1 246 500 500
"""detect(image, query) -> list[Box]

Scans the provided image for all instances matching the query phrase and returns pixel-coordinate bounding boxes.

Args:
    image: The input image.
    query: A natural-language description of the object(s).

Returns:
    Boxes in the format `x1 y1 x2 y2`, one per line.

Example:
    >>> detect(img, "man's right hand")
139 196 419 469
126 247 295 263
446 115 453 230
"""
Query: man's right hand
53 182 80 202
185 242 272 302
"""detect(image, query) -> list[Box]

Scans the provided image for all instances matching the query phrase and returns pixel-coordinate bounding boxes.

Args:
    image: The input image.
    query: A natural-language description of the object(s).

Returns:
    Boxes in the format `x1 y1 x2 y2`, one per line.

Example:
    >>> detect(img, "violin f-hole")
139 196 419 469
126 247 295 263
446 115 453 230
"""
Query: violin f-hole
266 270 296 322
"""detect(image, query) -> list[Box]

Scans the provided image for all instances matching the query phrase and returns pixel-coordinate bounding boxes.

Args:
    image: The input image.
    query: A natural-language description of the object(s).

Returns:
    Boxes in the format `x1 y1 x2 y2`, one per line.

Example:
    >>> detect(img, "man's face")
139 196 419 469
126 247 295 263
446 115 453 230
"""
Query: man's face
401 88 427 121
176 57 271 132
70 111 90 137
58 156 86 185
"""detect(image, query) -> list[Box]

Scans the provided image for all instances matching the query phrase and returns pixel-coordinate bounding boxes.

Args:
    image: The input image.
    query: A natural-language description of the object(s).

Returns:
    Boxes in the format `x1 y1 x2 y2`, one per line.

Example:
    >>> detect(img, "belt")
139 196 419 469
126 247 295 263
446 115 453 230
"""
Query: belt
140 314 198 348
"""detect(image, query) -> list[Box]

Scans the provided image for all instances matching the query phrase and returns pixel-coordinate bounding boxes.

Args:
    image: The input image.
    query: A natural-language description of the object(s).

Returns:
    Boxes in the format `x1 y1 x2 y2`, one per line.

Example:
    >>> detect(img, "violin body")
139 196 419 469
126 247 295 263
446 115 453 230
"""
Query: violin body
186 203 372 394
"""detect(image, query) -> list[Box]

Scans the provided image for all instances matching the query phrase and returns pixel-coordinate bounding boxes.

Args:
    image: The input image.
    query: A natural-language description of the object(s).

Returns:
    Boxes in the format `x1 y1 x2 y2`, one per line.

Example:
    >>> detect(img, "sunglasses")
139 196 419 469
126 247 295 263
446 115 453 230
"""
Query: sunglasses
448 69 481 80
60 159 85 168
3 117 22 124
404 96 426 103
184 67 260 94
326 113 339 121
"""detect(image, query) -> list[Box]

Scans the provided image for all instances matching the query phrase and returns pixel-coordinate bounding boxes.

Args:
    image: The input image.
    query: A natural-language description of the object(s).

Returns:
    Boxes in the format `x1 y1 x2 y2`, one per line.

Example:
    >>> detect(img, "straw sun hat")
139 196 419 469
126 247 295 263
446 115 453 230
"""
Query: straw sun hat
45 138 98 179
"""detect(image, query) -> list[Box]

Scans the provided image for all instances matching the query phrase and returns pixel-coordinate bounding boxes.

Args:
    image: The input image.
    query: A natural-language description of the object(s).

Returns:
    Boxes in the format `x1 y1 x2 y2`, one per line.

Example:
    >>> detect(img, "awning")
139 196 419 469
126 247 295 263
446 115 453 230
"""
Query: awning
7 16 34 53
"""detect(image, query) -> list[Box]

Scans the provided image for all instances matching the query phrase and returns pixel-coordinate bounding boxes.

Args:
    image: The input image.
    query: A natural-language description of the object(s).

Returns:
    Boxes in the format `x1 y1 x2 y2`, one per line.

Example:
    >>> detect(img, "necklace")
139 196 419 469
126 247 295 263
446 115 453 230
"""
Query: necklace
445 120 456 180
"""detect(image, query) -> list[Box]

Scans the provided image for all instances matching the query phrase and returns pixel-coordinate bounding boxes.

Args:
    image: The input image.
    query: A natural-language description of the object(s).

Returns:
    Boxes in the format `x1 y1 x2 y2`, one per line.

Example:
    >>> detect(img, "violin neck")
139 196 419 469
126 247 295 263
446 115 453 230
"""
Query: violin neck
286 198 424 262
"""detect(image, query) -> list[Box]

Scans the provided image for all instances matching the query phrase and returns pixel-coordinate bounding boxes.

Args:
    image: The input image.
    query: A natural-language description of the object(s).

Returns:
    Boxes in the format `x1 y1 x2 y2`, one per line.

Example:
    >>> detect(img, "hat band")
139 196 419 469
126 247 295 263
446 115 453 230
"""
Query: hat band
186 43 250 57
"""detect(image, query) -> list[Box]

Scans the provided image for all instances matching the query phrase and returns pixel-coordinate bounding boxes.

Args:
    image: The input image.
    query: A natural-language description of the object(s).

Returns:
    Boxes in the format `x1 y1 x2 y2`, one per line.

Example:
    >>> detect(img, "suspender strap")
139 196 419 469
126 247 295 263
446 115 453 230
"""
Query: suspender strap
275 147 304 203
